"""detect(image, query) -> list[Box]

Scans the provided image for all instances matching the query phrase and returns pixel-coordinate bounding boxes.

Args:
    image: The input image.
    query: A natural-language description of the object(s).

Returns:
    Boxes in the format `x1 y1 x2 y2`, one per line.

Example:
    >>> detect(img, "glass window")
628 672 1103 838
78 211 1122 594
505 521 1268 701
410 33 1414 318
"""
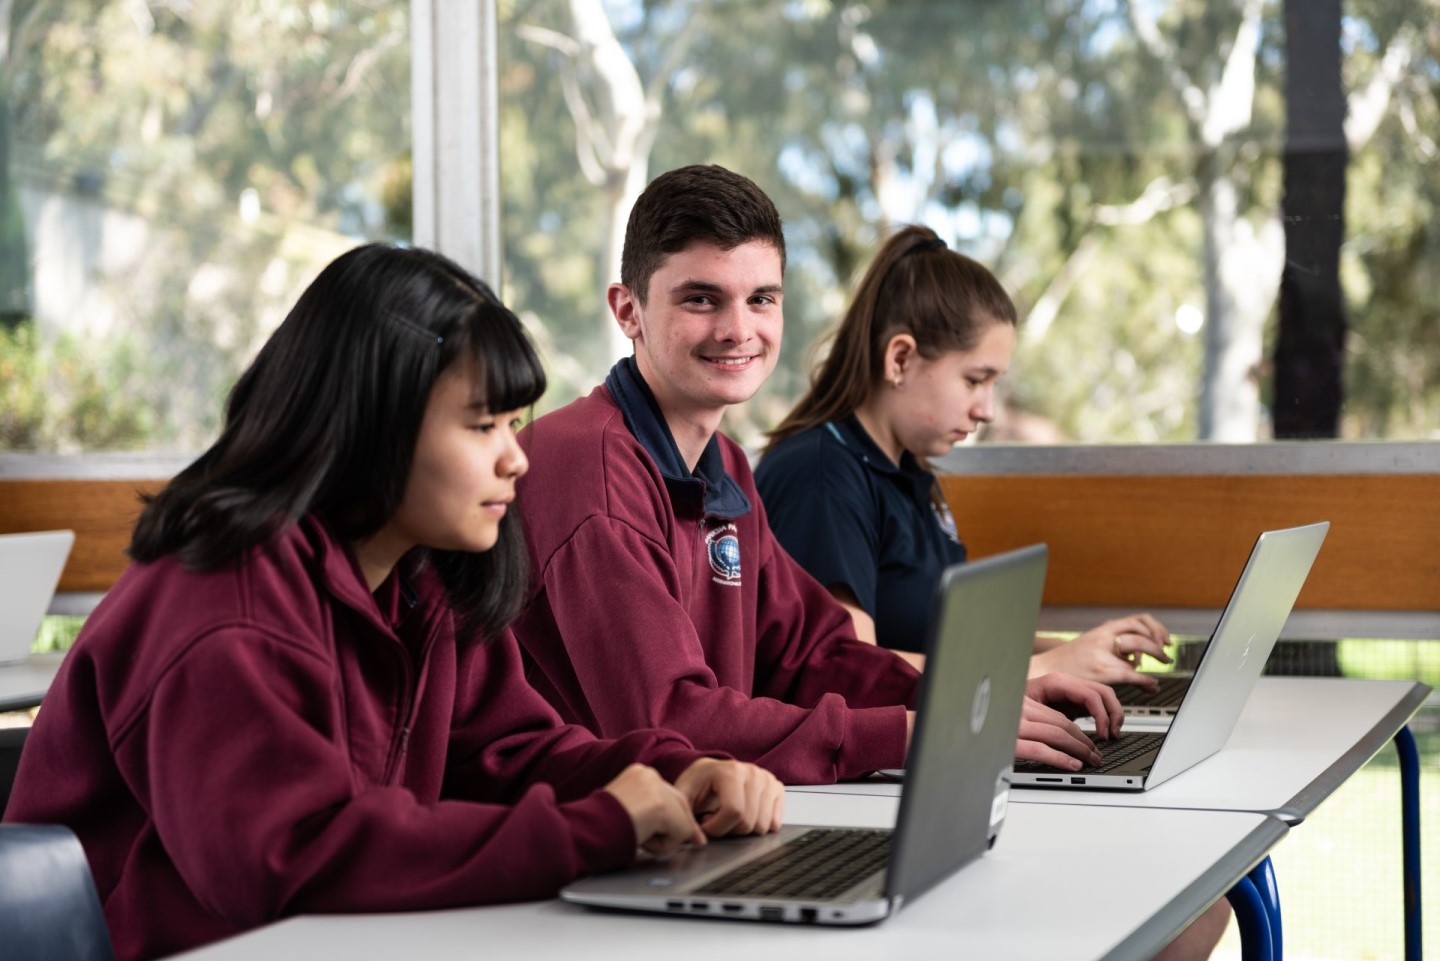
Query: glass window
498 0 1438 446
1 1 411 453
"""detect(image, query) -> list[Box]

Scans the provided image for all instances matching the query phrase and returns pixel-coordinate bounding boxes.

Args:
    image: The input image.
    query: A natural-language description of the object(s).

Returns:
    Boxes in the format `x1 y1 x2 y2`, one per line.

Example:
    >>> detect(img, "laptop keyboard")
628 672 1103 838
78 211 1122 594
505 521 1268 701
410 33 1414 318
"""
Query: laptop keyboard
1113 675 1191 707
1013 730 1163 775
692 828 891 900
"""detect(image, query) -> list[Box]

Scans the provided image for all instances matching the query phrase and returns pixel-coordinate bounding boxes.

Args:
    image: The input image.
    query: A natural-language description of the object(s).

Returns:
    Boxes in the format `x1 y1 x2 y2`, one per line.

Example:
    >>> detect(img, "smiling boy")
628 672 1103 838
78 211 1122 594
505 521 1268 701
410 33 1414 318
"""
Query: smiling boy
511 165 1117 784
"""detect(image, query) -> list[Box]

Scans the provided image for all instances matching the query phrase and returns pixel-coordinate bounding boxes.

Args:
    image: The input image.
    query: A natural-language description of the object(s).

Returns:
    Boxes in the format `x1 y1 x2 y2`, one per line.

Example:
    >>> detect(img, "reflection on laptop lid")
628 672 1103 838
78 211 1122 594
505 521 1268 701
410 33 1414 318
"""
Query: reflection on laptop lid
0 530 75 665
1011 521 1329 792
560 544 1047 925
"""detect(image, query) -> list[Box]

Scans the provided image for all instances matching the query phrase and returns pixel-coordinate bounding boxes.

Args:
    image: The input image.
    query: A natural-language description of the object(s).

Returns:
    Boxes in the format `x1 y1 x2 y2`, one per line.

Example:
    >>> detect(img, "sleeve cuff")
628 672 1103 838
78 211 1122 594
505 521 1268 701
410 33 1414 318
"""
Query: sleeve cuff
837 705 910 780
558 790 641 875
648 748 732 784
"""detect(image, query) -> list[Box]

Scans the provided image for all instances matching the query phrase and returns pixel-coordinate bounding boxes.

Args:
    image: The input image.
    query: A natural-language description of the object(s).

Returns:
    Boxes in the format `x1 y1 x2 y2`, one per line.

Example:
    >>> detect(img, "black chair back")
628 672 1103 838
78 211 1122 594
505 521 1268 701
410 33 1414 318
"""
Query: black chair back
0 823 115 961
0 725 28 817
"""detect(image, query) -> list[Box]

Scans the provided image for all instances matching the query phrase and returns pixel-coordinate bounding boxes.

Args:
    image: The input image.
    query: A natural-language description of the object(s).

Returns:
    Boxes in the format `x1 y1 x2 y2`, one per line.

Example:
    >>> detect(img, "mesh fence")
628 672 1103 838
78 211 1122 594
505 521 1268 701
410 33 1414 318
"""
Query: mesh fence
1209 637 1439 961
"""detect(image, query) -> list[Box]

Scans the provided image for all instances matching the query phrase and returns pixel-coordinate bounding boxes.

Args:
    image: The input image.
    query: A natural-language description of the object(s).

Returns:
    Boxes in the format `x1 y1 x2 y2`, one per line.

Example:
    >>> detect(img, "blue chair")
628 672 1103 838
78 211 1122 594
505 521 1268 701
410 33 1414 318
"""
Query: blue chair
0 823 115 961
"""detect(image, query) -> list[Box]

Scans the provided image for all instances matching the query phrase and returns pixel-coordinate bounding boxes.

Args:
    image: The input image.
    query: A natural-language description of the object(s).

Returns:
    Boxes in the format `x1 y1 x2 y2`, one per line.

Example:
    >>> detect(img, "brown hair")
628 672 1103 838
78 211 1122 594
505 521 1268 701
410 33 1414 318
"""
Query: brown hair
763 225 1017 453
620 164 786 303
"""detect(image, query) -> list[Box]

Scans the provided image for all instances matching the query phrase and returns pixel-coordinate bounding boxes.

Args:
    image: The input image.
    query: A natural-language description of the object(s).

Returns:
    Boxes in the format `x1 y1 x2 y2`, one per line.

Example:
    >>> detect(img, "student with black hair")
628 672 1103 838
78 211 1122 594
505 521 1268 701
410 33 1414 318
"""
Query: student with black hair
4 244 782 961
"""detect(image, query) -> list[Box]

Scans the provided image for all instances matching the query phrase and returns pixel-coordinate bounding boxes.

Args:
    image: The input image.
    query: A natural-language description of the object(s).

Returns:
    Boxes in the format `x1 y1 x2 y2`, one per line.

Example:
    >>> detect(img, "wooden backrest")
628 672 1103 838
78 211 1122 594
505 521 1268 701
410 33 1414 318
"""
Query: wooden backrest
0 480 165 593
938 474 1439 611
3 470 1436 611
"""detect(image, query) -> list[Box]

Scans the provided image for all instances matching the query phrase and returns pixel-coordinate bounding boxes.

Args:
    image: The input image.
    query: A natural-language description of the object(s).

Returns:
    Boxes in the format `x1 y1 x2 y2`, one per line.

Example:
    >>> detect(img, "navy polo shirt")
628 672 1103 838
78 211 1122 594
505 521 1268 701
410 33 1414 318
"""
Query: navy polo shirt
604 357 753 520
755 416 966 654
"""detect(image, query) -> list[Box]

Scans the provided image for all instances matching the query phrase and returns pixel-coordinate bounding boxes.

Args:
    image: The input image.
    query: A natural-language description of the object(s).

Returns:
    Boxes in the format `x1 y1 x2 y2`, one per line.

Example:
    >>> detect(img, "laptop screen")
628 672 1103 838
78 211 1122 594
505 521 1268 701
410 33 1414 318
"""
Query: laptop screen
887 545 1047 905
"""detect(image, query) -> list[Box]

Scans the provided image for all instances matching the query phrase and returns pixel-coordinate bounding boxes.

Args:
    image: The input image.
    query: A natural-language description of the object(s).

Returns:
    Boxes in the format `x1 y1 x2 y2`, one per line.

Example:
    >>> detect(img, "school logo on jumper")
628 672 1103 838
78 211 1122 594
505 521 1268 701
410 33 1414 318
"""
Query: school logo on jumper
705 522 742 587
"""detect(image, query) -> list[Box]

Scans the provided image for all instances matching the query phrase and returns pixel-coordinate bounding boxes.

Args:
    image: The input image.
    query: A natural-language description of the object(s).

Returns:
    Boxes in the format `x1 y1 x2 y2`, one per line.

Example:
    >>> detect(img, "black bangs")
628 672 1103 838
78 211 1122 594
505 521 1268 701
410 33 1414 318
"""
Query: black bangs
453 299 547 414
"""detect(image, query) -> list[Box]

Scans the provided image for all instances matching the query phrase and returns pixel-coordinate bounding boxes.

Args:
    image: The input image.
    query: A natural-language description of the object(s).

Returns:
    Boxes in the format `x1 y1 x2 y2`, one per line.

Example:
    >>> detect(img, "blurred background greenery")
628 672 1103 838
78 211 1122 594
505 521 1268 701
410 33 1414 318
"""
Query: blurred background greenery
3 1 1440 452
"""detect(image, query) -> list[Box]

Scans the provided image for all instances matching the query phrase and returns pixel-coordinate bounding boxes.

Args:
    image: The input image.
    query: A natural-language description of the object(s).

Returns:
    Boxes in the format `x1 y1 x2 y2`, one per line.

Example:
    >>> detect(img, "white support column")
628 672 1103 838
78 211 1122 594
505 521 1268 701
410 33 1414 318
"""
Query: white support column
410 0 502 285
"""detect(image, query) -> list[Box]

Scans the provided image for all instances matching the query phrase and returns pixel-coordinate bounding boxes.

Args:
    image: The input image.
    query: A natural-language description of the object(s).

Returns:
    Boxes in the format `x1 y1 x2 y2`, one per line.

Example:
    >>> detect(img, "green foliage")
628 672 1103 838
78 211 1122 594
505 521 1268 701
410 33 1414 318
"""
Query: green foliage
32 615 85 655
497 0 1439 445
0 320 158 449
6 0 1440 450
1343 124 1440 439
1339 638 1440 688
3 0 410 452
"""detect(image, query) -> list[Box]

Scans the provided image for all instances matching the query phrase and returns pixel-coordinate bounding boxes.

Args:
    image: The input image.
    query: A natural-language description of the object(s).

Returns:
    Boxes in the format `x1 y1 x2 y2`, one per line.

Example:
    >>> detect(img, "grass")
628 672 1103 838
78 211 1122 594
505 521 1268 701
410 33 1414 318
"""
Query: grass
1211 761 1439 961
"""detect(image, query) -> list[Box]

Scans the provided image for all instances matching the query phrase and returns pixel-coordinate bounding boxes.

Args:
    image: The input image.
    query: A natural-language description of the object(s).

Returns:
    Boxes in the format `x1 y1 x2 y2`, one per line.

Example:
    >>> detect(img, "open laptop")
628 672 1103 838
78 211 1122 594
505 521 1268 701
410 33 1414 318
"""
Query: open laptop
1011 521 1329 791
1112 671 1197 718
561 544 1047 925
0 530 75 665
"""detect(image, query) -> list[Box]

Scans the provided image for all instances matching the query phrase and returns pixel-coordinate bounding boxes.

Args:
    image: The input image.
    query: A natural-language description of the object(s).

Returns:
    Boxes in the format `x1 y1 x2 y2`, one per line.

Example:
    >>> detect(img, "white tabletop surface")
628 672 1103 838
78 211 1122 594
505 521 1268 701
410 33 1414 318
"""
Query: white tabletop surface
0 652 65 712
791 677 1429 823
171 791 1284 961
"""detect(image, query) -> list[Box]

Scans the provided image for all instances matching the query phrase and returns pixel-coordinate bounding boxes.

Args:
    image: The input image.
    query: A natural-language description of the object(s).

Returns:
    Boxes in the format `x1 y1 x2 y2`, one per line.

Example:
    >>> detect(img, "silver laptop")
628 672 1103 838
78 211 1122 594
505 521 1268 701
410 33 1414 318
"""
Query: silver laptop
0 530 75 665
561 544 1047 925
1112 671 1196 717
1011 521 1328 791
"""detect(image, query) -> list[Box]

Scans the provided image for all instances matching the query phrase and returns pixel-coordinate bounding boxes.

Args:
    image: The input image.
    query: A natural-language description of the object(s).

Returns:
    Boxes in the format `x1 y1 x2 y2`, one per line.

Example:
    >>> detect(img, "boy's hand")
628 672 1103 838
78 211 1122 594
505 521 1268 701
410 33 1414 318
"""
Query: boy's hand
1016 696 1101 771
1026 673 1124 739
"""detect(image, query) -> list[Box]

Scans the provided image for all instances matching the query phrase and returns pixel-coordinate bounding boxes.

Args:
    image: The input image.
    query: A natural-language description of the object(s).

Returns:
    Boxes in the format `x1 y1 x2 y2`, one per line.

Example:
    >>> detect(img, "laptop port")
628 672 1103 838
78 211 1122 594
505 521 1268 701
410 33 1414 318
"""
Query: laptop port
1036 777 1062 783
689 901 709 911
666 900 684 911
1071 777 1087 784
759 906 784 922
800 907 819 923
722 904 743 913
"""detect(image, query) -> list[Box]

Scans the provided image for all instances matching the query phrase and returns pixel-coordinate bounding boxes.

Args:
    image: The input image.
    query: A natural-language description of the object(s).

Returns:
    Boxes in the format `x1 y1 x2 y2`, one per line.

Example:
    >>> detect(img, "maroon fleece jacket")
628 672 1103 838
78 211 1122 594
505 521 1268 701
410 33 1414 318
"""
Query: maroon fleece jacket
511 384 920 784
4 515 707 961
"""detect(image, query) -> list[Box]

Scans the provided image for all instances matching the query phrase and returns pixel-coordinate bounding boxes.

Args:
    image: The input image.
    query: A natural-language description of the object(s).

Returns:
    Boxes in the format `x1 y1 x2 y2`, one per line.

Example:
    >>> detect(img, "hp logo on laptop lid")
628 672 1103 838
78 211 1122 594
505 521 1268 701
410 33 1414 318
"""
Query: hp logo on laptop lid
970 676 991 735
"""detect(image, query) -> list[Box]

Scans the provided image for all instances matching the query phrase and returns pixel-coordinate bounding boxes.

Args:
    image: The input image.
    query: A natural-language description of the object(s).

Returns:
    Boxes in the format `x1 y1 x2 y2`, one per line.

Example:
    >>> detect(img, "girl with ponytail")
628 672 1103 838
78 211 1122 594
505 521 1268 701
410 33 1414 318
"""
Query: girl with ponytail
757 226 1174 684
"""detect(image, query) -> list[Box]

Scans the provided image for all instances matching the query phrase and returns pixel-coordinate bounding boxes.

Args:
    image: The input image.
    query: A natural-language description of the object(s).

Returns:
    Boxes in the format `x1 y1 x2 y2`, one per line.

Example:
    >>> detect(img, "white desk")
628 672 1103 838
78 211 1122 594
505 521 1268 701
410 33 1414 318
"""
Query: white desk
792 677 1430 824
1016 677 1426 821
0 653 64 713
171 792 1285 961
792 677 1430 961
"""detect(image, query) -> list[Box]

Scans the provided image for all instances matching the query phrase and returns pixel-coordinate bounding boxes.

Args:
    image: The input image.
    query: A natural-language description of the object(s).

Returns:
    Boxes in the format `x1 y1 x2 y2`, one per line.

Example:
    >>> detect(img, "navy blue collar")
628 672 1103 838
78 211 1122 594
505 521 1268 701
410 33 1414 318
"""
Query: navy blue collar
828 415 931 481
604 357 753 519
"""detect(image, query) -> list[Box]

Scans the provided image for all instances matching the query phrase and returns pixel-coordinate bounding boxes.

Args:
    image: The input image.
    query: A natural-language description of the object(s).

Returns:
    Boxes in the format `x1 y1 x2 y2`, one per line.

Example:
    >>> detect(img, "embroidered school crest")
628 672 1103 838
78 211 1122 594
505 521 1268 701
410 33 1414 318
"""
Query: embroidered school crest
932 498 963 545
705 522 742 587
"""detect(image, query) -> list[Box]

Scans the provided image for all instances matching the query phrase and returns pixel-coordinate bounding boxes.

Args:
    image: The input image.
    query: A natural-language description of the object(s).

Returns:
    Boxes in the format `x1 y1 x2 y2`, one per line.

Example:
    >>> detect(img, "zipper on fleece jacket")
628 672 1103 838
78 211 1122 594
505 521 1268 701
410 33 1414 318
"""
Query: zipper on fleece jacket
380 613 441 785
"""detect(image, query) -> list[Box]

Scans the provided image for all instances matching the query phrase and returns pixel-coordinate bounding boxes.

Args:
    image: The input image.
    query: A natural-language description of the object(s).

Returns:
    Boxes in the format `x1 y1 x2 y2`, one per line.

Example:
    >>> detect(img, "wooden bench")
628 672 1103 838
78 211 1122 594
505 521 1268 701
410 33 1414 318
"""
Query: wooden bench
3 446 1437 638
938 474 1438 612
935 443 1440 641
0 478 166 598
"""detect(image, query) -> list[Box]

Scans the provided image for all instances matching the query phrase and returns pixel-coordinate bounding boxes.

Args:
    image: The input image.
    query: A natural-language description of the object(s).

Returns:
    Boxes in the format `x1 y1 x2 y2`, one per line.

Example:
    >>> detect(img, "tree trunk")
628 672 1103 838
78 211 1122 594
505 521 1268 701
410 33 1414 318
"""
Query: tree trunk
0 0 30 325
0 81 29 325
1273 0 1347 439
600 160 650 367
1197 150 1262 441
